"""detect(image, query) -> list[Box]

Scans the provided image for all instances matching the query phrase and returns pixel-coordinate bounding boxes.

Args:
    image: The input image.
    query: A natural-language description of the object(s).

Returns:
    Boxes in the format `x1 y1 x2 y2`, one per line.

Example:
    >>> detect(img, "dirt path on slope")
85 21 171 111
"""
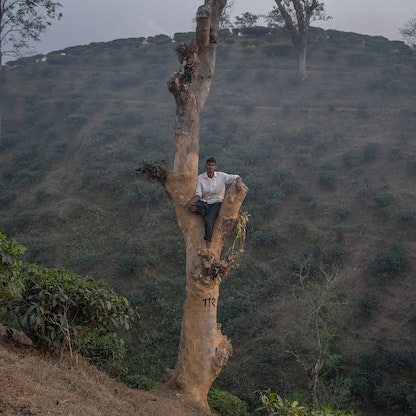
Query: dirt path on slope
0 327 211 416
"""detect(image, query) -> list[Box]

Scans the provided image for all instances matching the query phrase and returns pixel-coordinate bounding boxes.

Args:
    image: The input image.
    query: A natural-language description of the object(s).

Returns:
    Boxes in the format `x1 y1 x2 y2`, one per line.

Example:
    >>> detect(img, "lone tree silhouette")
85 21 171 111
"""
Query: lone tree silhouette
273 0 328 80
137 0 248 410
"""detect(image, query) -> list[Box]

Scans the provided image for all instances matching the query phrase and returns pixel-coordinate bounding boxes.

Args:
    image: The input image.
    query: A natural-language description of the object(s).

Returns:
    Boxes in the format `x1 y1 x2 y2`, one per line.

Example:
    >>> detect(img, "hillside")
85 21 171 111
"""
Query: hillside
1 26 416 414
0 326 210 416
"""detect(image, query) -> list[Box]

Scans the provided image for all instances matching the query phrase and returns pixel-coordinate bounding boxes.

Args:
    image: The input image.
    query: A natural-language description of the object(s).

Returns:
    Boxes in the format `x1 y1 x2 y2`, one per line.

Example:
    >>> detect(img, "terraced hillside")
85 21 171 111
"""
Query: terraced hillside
1 27 415 414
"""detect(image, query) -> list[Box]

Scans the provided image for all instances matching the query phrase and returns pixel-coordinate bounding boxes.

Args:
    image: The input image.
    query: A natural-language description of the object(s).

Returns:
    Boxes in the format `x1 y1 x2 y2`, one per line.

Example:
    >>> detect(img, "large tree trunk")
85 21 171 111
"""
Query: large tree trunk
309 359 322 409
298 47 308 80
160 0 248 410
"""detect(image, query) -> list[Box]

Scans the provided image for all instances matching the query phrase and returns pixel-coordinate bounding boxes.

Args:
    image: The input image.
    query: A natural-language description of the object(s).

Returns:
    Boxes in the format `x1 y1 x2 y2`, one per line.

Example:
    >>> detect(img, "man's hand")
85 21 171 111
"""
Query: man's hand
187 196 200 211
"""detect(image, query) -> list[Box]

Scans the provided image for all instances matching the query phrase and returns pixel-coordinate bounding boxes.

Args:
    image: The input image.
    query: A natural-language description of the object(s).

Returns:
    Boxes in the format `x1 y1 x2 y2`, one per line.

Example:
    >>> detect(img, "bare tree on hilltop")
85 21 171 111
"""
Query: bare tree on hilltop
400 16 416 49
136 0 248 410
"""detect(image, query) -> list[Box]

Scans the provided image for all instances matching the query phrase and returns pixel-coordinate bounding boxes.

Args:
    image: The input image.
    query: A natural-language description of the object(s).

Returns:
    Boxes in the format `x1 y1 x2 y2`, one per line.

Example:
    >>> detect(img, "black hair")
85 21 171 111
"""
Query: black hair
206 157 217 164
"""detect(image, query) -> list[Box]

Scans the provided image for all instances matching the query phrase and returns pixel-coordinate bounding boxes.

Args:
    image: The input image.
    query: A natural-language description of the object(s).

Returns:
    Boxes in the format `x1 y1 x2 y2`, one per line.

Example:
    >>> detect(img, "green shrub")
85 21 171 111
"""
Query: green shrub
324 47 338 60
361 143 379 161
358 351 384 376
334 208 349 221
52 140 68 154
405 155 416 173
66 113 87 128
274 170 293 183
298 195 313 203
373 192 394 209
291 256 321 278
0 191 17 206
350 352 386 402
116 255 143 277
299 195 316 211
368 244 408 282
5 264 135 354
79 330 128 375
407 394 416 414
296 152 311 167
342 149 364 168
251 226 280 246
318 164 337 189
326 244 345 260
387 349 416 368
1 211 32 232
332 225 346 241
288 127 320 144
122 373 159 390
147 34 172 45
350 349 416 413
373 386 403 411
386 147 401 161
397 211 415 225
208 388 250 416
241 101 255 115
357 294 378 314
282 180 301 195
0 233 137 358
0 232 26 282
258 390 357 415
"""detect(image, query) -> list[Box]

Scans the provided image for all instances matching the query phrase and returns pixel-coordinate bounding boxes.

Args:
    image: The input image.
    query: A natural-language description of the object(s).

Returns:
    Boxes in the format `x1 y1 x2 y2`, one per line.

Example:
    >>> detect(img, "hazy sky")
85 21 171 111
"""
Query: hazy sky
35 0 416 55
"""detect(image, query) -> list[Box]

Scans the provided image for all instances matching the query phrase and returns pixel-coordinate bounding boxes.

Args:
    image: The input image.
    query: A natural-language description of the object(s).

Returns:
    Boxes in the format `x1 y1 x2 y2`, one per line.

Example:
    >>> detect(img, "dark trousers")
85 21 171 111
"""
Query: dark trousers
193 201 222 242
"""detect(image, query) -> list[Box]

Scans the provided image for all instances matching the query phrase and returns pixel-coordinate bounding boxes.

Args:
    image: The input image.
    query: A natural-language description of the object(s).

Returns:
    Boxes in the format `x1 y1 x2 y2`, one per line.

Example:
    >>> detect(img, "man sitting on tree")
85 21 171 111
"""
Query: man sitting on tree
187 157 243 249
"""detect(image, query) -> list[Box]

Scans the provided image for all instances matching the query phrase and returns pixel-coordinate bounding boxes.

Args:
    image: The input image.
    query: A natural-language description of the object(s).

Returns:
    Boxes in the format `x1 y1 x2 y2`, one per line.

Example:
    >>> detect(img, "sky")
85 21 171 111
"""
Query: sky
33 0 416 56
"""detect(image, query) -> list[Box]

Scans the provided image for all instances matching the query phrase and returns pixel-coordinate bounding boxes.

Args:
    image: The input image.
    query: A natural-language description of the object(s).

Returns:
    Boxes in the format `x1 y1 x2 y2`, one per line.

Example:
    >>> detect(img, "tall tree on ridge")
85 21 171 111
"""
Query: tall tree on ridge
137 0 248 410
273 0 328 80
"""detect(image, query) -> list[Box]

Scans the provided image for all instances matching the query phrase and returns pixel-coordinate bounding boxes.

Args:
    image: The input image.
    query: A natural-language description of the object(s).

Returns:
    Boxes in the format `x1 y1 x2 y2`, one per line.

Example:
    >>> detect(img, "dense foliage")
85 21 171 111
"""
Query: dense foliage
0 232 137 363
259 391 358 416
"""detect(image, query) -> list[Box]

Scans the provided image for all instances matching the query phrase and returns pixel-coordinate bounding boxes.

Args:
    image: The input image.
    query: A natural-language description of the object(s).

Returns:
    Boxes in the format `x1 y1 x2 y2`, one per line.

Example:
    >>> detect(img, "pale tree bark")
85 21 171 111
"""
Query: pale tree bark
138 0 248 410
298 48 307 80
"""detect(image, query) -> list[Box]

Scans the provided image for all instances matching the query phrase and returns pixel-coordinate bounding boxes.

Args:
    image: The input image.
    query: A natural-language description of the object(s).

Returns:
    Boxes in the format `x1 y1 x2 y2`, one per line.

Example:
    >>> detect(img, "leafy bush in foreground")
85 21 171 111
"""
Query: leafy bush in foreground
208 388 250 416
258 390 358 416
0 232 137 361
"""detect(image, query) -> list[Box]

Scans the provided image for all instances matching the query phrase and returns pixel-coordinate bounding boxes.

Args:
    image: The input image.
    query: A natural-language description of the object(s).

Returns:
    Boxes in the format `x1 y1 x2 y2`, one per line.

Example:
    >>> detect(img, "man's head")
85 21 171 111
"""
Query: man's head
205 157 217 177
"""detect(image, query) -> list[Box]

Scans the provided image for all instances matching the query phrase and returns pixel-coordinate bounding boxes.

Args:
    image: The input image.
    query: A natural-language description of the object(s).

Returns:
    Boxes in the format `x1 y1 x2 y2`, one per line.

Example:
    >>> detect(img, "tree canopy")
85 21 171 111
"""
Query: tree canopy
400 16 416 49
0 0 62 62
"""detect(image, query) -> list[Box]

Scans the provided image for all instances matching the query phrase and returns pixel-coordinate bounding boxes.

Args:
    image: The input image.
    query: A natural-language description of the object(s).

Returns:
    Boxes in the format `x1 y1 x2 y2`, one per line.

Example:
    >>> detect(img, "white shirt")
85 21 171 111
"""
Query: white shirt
196 171 240 204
